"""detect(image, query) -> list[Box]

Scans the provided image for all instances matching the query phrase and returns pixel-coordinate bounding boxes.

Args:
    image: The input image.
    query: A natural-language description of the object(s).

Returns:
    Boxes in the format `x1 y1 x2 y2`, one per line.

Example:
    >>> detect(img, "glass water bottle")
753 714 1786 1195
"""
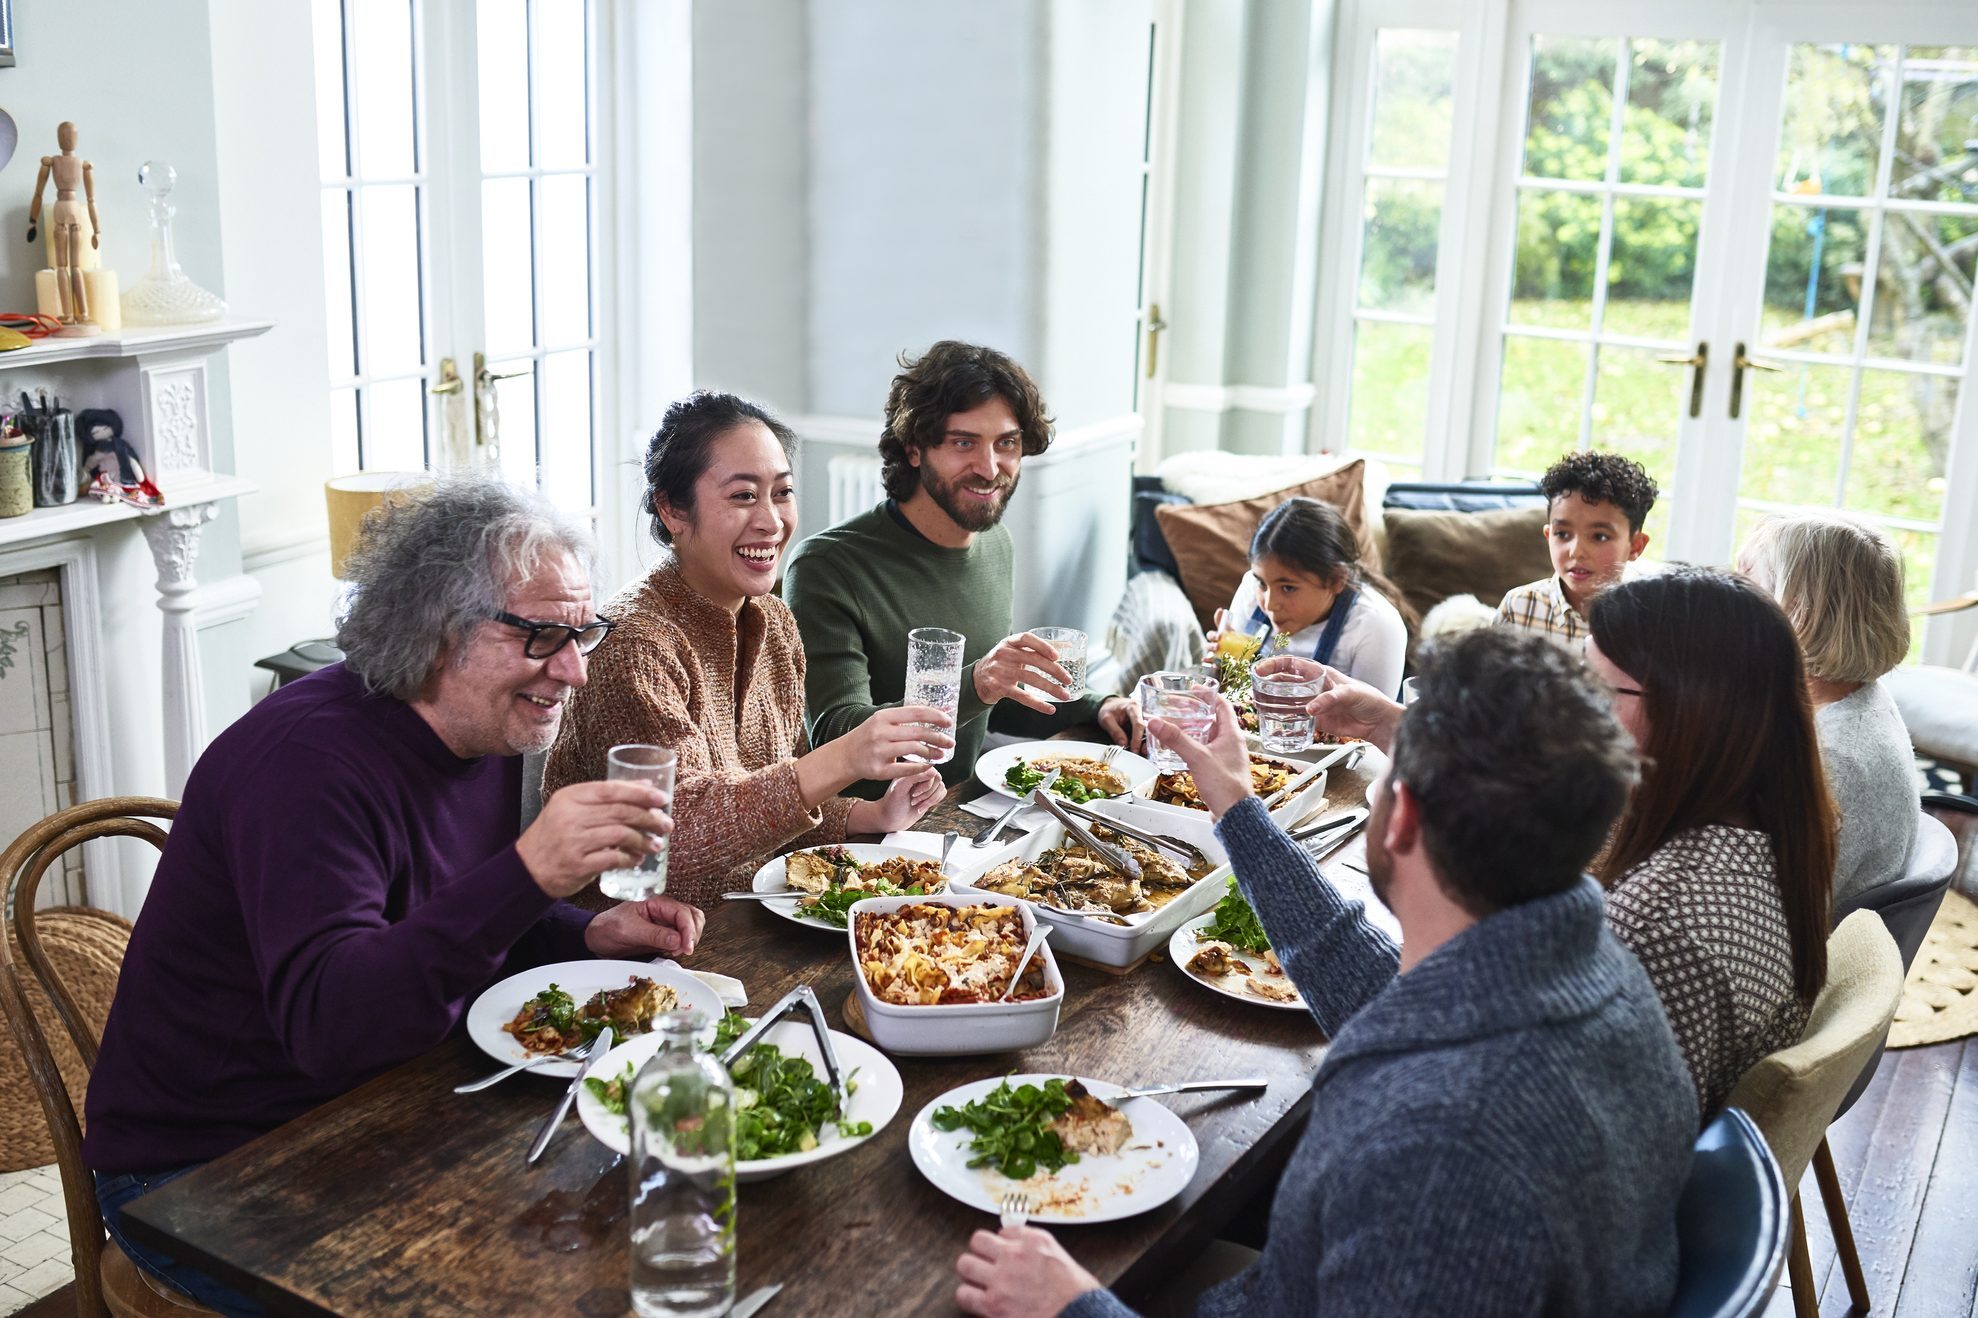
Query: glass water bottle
629 1012 737 1318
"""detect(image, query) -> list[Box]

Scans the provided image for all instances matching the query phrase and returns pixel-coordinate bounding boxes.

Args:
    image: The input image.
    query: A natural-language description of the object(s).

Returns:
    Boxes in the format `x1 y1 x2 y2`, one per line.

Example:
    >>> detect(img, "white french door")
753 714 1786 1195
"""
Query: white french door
1133 0 1185 469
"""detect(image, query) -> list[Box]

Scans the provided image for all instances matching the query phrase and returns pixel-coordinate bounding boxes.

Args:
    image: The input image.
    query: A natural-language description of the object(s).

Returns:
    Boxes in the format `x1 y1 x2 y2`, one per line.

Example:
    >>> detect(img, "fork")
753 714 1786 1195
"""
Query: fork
999 1190 1033 1229
1102 744 1122 767
453 1033 605 1094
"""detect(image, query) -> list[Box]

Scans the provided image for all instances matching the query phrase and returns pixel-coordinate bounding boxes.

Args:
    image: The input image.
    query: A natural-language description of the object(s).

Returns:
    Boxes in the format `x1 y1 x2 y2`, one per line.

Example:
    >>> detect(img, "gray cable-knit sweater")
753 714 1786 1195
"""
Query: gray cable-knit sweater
1063 798 1698 1318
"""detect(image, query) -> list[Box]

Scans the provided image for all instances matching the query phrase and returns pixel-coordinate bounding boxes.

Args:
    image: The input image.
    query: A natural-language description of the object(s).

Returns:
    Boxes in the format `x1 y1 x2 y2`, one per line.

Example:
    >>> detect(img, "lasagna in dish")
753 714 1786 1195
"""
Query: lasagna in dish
854 903 1052 1005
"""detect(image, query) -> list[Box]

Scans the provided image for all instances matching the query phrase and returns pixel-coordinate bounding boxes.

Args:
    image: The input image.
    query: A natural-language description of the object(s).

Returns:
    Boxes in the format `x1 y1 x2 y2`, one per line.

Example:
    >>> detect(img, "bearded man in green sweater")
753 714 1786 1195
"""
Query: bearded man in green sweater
784 341 1144 796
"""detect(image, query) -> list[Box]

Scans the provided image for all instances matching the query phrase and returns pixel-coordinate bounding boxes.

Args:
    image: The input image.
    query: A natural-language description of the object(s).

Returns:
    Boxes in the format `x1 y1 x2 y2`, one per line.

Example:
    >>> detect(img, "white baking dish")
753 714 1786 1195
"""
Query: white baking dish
846 893 1063 1056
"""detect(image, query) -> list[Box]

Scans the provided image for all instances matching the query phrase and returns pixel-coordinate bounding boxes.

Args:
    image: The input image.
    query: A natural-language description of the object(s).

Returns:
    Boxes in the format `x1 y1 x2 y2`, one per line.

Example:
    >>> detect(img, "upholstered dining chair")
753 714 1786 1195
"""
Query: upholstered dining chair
1884 577 1978 790
1665 1108 1789 1318
0 797 216 1317
1724 911 1904 1318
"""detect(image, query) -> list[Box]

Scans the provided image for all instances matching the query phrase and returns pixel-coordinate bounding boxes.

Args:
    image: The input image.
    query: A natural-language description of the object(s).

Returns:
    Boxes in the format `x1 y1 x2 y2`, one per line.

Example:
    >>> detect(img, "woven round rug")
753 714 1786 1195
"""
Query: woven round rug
1 906 131 1171
1889 889 1978 1050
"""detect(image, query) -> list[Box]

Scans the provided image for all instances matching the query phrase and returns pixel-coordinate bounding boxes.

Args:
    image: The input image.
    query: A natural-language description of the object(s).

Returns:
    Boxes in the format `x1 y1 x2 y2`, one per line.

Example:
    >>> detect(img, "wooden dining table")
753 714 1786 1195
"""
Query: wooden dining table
119 749 1384 1317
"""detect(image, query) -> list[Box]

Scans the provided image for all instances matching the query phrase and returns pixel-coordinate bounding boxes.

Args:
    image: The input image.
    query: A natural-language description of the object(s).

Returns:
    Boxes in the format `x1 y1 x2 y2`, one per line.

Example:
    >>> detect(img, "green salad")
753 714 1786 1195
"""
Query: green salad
800 876 928 929
1198 877 1271 953
930 1076 1079 1180
1003 757 1120 804
585 1011 872 1160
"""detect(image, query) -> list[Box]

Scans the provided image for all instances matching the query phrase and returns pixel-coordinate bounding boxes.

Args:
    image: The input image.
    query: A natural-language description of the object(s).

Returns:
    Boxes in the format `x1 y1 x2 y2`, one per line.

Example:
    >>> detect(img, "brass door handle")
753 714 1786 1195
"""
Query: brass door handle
429 357 465 395
1729 341 1782 419
1656 341 1708 418
1144 303 1169 379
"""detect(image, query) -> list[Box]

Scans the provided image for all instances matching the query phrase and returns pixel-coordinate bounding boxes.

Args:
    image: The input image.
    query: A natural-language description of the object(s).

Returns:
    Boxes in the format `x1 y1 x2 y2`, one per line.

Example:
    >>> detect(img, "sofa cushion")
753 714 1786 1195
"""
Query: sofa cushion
1153 459 1377 632
1381 505 1552 619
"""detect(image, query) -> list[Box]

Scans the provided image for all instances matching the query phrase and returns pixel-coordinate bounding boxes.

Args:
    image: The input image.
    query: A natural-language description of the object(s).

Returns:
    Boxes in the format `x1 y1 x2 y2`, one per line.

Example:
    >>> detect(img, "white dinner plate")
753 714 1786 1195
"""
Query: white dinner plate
908 1074 1199 1224
748 843 951 933
465 960 725 1078
1166 910 1307 1013
576 1019 903 1182
971 741 1157 805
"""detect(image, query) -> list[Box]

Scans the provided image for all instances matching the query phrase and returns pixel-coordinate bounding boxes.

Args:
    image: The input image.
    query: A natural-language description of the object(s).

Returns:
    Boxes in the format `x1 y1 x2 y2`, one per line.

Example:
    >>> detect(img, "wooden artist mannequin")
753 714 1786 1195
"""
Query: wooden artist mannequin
27 121 101 335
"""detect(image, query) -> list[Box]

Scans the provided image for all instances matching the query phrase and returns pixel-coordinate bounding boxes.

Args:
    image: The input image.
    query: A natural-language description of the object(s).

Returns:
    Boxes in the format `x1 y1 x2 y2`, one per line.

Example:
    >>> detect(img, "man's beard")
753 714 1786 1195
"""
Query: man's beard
1365 830 1393 910
923 463 1019 532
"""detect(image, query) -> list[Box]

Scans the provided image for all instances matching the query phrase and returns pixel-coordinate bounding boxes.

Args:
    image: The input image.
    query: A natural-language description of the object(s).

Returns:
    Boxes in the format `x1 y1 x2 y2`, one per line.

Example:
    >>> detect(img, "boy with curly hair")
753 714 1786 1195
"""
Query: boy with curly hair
1496 451 1658 649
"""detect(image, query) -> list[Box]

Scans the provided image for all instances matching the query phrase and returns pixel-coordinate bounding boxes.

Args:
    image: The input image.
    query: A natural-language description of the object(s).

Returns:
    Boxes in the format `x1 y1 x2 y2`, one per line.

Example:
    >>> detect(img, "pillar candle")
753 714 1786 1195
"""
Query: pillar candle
33 267 122 333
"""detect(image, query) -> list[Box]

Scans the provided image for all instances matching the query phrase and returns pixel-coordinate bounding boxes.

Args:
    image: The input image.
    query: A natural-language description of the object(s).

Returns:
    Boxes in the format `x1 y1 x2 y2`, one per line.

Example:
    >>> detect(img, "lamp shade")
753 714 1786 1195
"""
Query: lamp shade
325 472 431 579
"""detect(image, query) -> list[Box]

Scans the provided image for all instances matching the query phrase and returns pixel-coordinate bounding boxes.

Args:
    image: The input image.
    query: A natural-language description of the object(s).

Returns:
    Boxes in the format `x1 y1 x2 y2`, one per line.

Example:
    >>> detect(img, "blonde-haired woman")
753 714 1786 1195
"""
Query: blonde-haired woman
1738 511 1916 906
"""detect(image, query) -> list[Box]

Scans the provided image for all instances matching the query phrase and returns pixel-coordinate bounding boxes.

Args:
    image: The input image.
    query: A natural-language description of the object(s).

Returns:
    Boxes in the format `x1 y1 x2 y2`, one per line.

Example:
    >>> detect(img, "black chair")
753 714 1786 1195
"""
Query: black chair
1667 1108 1789 1318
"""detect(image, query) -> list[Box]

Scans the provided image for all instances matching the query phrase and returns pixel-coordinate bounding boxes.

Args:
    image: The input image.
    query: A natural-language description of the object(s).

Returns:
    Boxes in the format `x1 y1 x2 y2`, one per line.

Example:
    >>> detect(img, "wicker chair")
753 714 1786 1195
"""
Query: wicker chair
0 797 215 1317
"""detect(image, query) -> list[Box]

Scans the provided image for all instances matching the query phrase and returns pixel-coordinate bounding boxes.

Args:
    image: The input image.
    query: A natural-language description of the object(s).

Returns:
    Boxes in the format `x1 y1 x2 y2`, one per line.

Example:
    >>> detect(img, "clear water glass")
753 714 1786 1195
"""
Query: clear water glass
1031 626 1088 700
904 627 965 765
629 1012 736 1318
1138 671 1219 773
1253 674 1320 753
1401 677 1423 706
600 744 676 901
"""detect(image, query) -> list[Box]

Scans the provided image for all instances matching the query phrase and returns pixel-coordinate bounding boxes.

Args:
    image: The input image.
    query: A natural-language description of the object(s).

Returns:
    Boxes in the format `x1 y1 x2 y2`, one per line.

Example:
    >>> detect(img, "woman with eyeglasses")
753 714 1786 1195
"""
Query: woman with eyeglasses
543 391 948 910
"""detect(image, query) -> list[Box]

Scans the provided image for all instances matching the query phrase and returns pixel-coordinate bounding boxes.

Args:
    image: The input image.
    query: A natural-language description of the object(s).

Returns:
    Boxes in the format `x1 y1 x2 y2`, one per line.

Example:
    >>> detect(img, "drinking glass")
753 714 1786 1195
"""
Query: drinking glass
1138 671 1220 773
601 744 677 901
903 627 966 765
1401 677 1423 706
1252 674 1320 753
1030 626 1088 700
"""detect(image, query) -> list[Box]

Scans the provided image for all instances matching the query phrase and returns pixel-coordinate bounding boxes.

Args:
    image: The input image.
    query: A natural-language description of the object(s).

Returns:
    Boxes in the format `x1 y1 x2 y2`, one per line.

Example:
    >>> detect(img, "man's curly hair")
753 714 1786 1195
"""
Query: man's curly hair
878 341 1054 501
1538 451 1660 534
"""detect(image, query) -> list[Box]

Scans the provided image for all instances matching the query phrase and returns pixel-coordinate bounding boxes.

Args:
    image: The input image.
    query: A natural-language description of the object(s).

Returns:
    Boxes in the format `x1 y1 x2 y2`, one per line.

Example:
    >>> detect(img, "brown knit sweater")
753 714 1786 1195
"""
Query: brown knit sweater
542 559 855 910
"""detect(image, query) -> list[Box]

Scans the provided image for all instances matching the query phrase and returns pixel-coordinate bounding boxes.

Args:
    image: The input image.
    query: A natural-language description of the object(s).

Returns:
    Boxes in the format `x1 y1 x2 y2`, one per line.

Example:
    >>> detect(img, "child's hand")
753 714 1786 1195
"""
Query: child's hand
1202 607 1227 664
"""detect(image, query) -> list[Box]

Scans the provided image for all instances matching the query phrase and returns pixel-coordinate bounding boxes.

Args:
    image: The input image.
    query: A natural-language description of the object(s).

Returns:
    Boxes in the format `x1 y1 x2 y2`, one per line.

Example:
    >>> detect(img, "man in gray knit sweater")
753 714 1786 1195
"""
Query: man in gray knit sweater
954 630 1698 1317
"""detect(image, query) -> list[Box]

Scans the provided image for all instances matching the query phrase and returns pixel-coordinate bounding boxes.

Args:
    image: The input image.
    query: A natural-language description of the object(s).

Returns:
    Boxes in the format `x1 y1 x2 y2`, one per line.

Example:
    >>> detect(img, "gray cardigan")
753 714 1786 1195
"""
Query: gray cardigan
1064 798 1698 1318
1818 680 1917 909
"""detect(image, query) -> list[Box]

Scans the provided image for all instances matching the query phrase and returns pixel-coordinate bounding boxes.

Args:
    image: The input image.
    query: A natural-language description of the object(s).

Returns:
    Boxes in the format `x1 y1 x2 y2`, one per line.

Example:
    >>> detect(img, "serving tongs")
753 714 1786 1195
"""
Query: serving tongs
1052 798 1211 872
1029 787 1142 882
1257 741 1360 812
717 984 847 1101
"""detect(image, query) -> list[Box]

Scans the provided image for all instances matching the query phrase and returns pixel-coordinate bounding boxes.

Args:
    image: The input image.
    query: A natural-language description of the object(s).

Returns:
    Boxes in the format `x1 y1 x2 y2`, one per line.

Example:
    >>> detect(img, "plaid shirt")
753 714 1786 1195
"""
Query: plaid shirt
1495 574 1591 650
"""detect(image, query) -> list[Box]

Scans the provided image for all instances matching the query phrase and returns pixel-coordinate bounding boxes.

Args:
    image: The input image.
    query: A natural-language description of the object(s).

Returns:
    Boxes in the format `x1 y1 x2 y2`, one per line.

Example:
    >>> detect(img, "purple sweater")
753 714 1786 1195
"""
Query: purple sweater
84 664 595 1173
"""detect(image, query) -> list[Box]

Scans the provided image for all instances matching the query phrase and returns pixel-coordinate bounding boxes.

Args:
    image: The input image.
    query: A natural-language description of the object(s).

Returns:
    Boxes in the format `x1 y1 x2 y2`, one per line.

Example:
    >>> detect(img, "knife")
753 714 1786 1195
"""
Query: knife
974 768 1059 848
732 1283 784 1318
527 1025 610 1165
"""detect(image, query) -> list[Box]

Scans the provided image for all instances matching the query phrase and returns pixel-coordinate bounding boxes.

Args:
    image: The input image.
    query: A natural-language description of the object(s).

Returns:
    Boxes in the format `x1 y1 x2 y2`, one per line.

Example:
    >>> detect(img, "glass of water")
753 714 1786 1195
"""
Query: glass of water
1252 674 1320 753
904 627 966 764
1138 671 1220 773
1031 626 1088 700
601 744 677 901
1401 677 1423 706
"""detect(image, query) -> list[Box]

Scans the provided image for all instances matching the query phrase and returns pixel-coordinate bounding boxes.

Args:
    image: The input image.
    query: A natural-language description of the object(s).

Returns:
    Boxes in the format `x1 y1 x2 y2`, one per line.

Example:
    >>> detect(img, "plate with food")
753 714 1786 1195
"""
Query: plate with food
972 741 1157 805
749 844 951 931
465 961 725 1078
848 894 1063 1054
908 1074 1199 1223
1137 750 1329 827
1167 880 1306 1012
576 1011 904 1181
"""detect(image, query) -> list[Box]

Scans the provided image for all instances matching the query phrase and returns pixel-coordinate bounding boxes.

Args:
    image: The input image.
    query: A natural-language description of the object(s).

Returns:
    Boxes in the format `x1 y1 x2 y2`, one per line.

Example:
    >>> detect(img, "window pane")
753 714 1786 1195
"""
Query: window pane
1357 180 1442 316
1495 335 1590 473
1346 321 1432 462
1758 204 1867 353
540 350 594 510
330 386 359 475
1368 30 1457 173
363 377 427 472
1736 361 1848 509
478 0 531 173
1588 347 1681 492
1605 197 1699 342
1845 370 1955 524
1776 44 1891 198
1523 35 1616 182
350 0 416 178
494 362 540 488
312 0 349 179
1891 47 1978 203
537 174 592 347
1889 528 1937 648
1867 209 1978 365
535 0 589 169
1618 39 1717 189
482 177 535 357
1509 189 1600 330
357 184 425 374
321 190 356 379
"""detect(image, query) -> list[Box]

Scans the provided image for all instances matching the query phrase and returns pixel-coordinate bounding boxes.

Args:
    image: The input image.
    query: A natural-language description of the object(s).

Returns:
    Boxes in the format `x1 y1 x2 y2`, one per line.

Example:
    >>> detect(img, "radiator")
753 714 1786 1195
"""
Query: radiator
827 454 887 526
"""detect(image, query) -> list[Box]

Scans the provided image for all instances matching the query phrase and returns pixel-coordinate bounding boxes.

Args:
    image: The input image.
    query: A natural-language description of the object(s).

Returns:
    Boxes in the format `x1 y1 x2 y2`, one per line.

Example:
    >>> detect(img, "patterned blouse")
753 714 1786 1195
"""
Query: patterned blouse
1604 824 1812 1118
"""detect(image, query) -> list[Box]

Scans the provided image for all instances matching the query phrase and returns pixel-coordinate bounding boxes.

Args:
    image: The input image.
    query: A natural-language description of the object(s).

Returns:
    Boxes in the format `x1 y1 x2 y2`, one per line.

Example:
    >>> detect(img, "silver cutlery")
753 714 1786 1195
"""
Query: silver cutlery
999 1190 1033 1229
1102 744 1122 767
1052 798 1211 870
1115 1078 1271 1100
939 829 959 870
1287 806 1369 846
732 1283 784 1318
719 985 847 1100
974 768 1059 849
998 923 1054 1001
1258 744 1353 811
527 1025 611 1164
1029 787 1142 881
454 1032 605 1094
721 889 806 902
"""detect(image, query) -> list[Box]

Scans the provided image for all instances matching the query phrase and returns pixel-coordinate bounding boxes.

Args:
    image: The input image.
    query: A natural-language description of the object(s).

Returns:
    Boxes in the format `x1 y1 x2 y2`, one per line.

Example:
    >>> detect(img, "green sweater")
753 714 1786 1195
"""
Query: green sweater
782 502 1102 796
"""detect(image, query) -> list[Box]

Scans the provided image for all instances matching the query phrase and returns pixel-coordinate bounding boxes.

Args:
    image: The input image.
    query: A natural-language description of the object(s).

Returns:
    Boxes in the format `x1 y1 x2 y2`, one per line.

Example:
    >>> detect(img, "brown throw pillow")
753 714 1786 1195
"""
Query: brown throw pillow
1381 505 1553 620
1154 460 1377 632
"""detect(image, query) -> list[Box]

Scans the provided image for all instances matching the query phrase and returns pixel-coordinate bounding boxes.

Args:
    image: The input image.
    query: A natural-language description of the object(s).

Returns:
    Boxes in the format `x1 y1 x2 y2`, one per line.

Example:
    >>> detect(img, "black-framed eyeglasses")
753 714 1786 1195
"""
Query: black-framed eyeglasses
491 611 615 659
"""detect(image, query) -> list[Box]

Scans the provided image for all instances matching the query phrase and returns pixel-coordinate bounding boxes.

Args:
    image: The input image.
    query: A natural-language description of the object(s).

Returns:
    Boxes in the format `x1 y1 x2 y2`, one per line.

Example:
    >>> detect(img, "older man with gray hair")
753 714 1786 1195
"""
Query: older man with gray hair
85 480 699 1313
